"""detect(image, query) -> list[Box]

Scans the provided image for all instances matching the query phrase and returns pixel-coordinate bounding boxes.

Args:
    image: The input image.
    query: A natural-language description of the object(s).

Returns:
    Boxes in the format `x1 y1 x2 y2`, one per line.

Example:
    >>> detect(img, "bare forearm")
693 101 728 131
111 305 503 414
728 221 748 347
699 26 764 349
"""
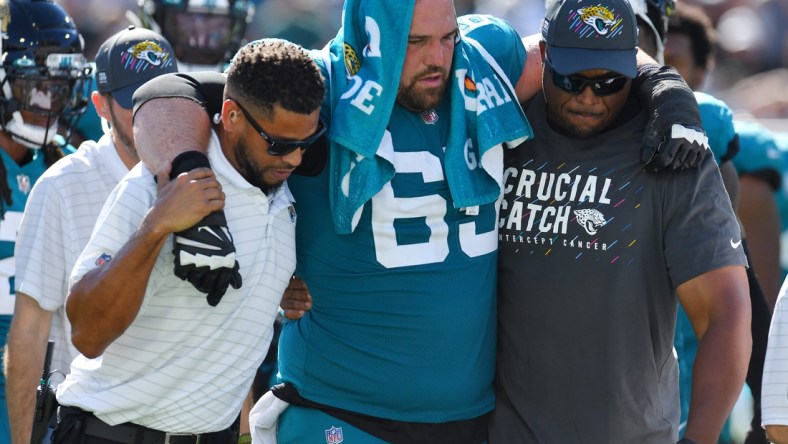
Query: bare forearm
678 265 751 443
685 317 751 443
739 176 782 309
767 425 788 443
67 220 169 358
6 343 41 444
5 295 52 444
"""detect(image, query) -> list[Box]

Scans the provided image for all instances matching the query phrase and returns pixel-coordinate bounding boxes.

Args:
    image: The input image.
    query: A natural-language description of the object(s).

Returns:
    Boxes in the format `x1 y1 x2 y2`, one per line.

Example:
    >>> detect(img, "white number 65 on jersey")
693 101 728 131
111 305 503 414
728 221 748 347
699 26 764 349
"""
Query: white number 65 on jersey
371 151 497 268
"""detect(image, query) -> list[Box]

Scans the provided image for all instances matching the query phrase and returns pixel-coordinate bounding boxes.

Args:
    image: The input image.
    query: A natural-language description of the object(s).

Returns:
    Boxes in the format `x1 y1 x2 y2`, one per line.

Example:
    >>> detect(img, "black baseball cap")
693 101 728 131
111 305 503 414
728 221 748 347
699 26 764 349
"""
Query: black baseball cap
94 26 178 109
542 0 639 77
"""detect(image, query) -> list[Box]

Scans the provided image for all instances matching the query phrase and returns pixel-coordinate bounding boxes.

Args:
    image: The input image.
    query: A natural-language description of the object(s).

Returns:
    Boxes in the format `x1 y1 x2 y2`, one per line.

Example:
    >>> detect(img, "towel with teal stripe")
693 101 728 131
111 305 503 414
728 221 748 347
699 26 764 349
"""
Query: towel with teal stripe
313 0 533 234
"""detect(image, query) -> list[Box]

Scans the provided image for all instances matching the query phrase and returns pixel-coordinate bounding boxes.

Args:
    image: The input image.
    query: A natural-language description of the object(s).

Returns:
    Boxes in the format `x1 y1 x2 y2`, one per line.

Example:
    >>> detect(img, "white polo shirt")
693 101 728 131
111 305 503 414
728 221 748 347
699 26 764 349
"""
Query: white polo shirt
56 131 296 433
763 279 788 428
15 134 129 377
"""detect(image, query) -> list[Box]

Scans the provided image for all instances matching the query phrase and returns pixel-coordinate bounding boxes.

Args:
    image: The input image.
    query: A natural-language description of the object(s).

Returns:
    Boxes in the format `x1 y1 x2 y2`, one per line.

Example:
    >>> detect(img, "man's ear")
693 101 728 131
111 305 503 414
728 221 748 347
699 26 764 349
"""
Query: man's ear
92 91 110 120
539 41 547 62
221 99 240 131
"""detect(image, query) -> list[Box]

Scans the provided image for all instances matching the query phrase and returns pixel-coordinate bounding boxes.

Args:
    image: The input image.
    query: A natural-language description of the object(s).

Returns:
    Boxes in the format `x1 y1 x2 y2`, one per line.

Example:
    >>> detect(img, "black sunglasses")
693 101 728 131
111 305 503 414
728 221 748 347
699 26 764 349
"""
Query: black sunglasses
545 57 629 97
229 98 326 156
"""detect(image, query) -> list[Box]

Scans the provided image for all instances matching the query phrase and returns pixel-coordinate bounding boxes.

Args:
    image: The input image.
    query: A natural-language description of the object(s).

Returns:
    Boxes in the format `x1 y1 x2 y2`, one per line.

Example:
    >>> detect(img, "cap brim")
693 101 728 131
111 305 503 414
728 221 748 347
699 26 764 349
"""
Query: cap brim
110 82 145 110
547 45 637 78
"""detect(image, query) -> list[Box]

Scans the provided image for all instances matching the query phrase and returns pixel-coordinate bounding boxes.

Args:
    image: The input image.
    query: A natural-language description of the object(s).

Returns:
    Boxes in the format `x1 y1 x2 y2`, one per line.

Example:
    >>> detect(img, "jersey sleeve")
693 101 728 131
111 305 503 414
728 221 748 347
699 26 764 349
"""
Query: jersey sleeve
14 174 67 311
132 71 226 121
695 92 737 165
661 152 748 287
458 14 527 86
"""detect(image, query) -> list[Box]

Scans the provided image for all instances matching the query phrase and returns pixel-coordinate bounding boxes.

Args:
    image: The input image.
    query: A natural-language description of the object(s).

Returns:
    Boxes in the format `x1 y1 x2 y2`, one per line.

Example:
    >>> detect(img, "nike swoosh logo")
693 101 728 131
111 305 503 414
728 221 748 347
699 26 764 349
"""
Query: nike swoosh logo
731 239 742 249
175 236 221 251
197 226 220 238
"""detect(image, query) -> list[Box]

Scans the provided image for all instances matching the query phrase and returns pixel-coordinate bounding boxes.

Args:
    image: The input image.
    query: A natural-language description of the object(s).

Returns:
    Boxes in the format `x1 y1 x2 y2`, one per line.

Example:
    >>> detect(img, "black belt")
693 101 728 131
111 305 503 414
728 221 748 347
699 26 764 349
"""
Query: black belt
59 406 234 444
271 383 488 444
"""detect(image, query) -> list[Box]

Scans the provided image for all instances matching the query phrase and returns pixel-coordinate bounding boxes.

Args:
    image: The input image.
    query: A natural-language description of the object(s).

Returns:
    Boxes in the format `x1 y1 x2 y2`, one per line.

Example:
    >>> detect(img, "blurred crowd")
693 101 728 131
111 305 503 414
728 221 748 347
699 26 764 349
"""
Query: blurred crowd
58 0 788 125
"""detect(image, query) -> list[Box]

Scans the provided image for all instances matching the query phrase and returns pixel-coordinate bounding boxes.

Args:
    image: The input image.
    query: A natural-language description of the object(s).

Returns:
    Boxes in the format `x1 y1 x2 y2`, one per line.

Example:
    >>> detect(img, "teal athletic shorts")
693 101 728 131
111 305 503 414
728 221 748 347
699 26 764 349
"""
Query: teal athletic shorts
277 405 389 444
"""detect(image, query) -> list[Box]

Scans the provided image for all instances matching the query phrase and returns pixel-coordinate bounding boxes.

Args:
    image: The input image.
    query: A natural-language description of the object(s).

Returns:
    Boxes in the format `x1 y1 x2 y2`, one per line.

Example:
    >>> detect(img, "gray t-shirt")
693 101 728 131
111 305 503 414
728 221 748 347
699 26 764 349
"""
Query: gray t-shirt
491 94 747 443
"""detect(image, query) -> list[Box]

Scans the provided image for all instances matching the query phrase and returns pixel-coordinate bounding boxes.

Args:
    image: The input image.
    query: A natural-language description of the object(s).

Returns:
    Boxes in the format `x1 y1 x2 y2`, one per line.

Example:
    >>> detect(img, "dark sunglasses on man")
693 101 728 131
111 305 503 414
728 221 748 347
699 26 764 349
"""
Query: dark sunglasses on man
229 98 326 156
545 57 629 97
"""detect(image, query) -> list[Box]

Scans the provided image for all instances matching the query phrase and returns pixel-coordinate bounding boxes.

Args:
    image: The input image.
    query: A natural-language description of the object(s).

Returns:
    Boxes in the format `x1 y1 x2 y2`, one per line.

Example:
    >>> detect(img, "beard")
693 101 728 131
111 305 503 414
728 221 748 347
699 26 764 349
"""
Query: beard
396 67 448 112
232 139 284 195
108 103 139 163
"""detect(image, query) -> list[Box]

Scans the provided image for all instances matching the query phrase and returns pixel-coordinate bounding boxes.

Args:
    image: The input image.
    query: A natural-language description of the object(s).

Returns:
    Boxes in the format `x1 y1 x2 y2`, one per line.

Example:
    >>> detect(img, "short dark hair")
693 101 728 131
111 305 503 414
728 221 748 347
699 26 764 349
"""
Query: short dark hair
225 39 325 119
667 3 717 70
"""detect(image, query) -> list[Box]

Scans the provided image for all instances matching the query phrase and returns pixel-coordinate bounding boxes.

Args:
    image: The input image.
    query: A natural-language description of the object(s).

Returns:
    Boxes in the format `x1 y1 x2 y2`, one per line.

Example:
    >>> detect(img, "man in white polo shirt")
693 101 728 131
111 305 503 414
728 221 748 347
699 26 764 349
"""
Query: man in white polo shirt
51 39 325 443
6 26 178 444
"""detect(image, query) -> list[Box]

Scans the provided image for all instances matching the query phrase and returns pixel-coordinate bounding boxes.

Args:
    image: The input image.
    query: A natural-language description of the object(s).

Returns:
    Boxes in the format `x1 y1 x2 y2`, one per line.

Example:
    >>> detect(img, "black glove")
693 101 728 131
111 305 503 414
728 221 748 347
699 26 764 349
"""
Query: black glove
634 64 710 173
170 151 242 306
648 123 710 172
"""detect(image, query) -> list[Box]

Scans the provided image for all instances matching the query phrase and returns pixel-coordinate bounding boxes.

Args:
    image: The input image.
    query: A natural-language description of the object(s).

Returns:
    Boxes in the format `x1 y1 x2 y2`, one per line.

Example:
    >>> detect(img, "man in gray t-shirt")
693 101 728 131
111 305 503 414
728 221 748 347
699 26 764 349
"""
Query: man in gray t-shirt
491 0 751 442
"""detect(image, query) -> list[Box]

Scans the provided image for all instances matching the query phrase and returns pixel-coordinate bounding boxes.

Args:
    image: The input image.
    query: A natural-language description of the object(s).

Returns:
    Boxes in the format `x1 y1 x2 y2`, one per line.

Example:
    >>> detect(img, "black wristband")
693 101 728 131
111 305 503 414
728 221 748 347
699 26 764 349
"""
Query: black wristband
677 438 697 444
170 150 210 179
169 150 227 229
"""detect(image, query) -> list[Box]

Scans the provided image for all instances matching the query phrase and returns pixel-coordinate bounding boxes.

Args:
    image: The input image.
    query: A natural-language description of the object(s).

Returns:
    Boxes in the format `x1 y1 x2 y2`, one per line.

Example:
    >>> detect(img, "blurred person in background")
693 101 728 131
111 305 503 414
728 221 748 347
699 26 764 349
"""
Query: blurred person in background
730 118 783 310
65 0 258 145
728 116 781 444
678 0 788 95
758 132 788 444
57 0 137 146
472 0 545 43
0 0 91 440
719 69 788 121
246 0 477 50
57 0 138 60
664 3 776 442
137 0 256 72
243 0 339 49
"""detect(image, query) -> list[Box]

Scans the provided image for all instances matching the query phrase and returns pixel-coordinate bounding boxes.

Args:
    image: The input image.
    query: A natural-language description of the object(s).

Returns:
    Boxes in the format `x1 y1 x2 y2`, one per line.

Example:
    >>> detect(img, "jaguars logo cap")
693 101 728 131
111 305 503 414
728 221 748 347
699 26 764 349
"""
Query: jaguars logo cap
94 25 178 109
542 0 638 77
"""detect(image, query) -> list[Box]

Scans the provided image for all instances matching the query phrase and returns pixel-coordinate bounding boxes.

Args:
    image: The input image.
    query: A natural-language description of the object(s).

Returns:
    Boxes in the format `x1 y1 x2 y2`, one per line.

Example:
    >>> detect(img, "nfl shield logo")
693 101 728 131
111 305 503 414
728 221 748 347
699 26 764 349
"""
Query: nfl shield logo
16 174 30 195
325 426 344 444
419 109 439 125
288 205 297 224
95 253 112 267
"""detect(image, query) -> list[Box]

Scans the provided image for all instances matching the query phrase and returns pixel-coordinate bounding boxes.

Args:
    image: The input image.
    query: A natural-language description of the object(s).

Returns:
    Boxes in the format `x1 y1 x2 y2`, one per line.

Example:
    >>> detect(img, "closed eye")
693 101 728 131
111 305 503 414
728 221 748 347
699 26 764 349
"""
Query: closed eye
442 30 459 43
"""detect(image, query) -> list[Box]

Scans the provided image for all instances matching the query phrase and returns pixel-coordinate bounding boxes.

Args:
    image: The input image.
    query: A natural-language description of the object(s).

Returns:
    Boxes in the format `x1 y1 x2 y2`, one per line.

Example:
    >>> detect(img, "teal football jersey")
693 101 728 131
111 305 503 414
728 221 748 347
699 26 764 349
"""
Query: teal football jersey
281 16 526 422
696 91 736 165
0 141 74 262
